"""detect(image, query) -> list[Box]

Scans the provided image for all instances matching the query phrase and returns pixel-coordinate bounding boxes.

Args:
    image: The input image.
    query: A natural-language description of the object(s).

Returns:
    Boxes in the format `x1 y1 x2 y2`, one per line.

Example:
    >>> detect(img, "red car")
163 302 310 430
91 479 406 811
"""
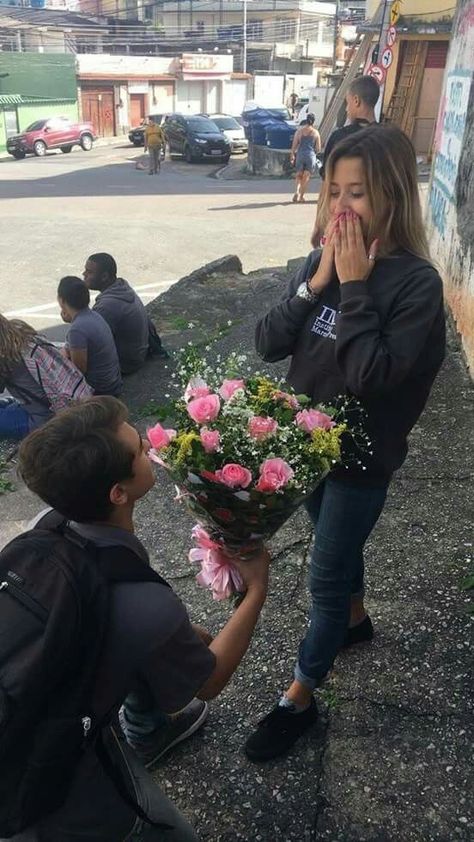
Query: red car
6 116 96 159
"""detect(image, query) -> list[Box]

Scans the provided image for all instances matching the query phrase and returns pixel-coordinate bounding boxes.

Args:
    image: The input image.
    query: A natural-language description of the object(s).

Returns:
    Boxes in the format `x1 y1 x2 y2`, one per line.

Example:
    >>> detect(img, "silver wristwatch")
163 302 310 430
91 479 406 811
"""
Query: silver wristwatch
295 281 319 303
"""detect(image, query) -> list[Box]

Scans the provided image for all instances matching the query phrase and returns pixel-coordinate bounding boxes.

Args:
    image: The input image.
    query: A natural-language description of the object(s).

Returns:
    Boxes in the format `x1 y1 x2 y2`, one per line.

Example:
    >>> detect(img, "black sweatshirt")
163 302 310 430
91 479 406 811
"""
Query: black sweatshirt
255 250 446 485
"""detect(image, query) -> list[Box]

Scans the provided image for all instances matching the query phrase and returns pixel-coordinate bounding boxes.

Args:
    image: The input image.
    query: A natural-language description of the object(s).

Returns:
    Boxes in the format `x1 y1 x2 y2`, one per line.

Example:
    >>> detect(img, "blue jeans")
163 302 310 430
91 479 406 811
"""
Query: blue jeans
0 398 30 439
294 477 388 690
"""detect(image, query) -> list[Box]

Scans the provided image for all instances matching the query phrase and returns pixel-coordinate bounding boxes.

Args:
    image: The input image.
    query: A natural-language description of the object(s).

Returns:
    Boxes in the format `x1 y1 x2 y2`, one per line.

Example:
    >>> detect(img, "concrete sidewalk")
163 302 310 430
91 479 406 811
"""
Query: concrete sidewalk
0 256 473 841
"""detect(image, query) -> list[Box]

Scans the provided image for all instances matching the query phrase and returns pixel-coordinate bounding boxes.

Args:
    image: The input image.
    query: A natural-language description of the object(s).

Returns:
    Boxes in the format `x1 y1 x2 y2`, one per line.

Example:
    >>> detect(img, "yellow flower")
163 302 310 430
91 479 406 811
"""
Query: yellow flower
172 431 201 464
255 377 277 404
308 424 346 463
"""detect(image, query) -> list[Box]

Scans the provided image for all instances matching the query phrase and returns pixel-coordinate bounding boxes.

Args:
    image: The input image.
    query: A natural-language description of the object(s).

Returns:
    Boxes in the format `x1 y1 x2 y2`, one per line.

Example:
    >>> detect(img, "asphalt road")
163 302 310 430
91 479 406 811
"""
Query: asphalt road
0 142 320 337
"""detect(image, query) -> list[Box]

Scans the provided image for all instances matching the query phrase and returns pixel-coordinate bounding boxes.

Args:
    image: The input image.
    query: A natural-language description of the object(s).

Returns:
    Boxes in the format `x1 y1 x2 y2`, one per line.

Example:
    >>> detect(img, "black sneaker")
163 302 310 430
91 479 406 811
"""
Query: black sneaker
119 698 208 768
342 615 374 648
244 698 318 762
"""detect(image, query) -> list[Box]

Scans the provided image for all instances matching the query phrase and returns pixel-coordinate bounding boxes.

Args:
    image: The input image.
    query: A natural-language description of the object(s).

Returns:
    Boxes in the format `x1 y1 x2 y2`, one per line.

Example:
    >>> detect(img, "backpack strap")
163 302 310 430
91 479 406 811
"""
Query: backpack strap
95 546 171 589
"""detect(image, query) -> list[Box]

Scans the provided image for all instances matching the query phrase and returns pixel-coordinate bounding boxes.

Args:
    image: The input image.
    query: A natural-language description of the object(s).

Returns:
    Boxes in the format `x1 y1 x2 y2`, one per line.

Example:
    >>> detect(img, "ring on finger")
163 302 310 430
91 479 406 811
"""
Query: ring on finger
368 254 376 261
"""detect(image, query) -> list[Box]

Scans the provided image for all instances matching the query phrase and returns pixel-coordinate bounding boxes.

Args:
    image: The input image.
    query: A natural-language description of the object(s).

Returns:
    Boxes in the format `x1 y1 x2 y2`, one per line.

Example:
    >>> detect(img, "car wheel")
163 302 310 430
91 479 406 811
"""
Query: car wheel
184 145 194 163
133 139 143 147
80 133 93 151
33 140 47 157
12 151 26 160
221 156 231 164
60 146 73 153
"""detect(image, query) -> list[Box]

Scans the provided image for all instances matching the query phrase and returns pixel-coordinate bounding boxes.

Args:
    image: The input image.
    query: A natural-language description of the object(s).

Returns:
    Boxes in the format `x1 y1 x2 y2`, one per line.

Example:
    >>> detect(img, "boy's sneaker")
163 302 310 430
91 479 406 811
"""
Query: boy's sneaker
244 698 318 762
119 698 208 768
342 615 374 648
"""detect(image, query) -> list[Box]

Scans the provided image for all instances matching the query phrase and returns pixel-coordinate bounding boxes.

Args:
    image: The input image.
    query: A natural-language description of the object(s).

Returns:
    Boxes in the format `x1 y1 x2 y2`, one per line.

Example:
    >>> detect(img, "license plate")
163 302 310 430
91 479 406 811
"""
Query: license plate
211 150 221 156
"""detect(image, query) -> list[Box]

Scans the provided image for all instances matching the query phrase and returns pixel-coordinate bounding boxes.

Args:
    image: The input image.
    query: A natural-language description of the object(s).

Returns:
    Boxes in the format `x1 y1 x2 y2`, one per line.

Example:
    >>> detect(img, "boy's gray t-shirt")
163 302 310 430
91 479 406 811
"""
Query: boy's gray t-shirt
67 309 122 396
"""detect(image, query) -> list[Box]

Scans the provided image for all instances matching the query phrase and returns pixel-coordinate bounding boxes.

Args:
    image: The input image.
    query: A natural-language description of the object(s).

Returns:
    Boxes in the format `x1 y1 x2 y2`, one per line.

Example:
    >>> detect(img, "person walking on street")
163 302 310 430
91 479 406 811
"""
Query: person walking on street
290 114 321 203
247 125 445 762
144 117 165 175
320 75 379 180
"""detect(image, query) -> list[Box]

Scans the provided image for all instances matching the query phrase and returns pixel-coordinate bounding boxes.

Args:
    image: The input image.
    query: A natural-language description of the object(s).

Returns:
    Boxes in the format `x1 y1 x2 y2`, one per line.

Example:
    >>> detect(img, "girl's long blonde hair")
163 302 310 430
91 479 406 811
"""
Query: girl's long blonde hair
317 124 431 261
0 314 37 377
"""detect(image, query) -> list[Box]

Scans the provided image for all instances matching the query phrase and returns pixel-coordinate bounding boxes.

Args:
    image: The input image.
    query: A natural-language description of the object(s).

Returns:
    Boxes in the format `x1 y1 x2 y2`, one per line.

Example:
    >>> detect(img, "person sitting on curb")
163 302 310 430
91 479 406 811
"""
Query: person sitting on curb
12 396 270 840
0 312 92 440
58 275 122 397
83 253 168 375
320 75 379 181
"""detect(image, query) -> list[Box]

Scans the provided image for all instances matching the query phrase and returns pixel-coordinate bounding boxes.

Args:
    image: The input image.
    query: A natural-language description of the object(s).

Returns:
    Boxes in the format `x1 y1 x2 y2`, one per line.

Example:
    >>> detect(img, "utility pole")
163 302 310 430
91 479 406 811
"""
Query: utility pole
243 0 248 73
332 0 340 73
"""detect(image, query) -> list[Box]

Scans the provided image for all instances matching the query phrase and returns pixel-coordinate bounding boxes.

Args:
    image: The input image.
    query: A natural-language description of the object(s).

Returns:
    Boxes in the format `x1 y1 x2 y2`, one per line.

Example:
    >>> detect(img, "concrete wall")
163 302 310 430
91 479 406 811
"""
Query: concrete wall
426 0 474 374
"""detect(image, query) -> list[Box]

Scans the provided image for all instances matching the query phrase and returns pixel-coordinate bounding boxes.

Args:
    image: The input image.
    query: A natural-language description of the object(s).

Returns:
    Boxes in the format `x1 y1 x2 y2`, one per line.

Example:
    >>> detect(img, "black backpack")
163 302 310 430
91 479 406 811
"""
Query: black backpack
0 511 171 838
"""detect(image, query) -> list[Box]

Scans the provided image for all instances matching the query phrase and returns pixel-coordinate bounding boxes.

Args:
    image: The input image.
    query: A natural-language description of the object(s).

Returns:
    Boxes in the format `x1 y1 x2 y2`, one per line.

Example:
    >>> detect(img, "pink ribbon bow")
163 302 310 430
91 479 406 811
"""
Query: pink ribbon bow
188 524 244 601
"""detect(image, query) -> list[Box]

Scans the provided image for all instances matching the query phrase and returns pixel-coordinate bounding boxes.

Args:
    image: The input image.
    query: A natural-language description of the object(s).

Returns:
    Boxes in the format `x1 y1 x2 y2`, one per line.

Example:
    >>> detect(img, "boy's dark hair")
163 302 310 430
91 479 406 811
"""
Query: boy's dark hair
349 75 380 108
19 397 135 522
88 253 117 281
57 276 90 310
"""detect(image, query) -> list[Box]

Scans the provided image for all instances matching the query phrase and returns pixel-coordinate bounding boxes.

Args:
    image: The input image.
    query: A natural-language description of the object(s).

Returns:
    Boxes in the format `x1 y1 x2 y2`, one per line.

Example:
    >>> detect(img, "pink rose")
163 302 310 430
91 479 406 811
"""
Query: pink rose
295 408 335 433
255 458 294 493
273 390 300 410
200 428 221 453
215 463 252 489
187 394 221 424
248 416 278 440
219 379 245 401
184 376 210 403
147 422 177 450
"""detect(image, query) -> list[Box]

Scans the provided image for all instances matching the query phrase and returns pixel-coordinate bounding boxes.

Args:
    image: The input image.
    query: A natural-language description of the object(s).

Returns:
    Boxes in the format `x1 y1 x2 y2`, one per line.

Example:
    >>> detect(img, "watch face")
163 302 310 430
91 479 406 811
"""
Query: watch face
297 282 311 300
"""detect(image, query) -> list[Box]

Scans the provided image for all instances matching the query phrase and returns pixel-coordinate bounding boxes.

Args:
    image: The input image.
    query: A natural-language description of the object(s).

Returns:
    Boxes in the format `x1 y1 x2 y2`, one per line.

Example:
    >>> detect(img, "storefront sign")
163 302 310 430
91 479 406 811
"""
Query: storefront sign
181 53 233 80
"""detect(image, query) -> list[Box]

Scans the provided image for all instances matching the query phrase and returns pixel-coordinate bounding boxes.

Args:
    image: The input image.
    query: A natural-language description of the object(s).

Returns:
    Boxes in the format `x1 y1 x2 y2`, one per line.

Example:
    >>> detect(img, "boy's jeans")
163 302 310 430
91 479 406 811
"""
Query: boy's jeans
294 477 389 690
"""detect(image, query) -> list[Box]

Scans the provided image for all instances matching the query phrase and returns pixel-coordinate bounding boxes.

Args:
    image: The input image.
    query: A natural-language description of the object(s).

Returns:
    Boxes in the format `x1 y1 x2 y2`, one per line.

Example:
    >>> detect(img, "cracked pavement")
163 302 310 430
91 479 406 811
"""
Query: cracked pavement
0 256 473 841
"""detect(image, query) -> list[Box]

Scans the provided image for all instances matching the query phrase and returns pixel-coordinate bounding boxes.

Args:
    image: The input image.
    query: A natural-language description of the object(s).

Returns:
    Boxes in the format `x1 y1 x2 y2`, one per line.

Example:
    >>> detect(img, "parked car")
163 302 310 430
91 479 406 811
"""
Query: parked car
128 113 170 147
164 114 231 163
206 114 248 153
6 117 96 159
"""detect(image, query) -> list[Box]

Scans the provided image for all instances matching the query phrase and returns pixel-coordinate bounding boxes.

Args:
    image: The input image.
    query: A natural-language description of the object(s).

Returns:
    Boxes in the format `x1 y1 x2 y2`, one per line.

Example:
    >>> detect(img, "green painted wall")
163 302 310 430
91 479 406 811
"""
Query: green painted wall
0 53 77 100
19 100 78 130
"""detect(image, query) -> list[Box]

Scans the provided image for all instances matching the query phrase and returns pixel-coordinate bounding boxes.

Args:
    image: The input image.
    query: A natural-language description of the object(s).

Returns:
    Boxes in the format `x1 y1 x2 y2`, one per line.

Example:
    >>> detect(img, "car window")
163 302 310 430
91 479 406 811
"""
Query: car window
47 118 69 130
25 120 47 132
212 117 241 131
186 117 220 133
149 115 163 124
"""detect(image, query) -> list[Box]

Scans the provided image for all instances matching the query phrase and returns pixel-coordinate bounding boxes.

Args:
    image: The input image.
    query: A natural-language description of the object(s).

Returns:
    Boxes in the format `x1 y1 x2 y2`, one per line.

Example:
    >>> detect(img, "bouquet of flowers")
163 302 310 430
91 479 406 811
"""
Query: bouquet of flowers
148 350 351 600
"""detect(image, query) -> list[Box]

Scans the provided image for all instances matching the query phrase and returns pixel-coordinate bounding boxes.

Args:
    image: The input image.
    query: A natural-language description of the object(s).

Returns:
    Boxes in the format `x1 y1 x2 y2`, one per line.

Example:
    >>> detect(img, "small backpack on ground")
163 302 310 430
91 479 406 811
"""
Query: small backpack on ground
23 340 93 412
0 511 171 838
147 317 169 359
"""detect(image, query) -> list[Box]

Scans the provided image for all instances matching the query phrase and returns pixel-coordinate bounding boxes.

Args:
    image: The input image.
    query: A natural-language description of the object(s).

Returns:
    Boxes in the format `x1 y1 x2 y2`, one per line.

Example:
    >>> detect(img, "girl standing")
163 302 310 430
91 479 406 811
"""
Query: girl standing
247 125 446 761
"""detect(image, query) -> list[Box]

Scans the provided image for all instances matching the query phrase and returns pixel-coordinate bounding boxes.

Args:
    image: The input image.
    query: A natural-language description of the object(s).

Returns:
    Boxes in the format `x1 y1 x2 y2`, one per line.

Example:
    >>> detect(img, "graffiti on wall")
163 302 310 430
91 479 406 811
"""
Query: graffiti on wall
431 70 472 236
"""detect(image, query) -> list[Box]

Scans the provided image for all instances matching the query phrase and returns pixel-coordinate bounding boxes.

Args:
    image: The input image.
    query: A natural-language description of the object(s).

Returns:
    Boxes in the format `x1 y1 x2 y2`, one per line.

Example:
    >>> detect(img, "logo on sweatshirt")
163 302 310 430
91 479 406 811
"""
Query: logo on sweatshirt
311 305 337 340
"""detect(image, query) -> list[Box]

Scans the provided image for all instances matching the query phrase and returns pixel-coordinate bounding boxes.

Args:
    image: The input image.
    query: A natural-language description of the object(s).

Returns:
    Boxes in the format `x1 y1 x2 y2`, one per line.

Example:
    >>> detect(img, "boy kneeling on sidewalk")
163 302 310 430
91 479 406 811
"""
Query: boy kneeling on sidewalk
3 396 269 842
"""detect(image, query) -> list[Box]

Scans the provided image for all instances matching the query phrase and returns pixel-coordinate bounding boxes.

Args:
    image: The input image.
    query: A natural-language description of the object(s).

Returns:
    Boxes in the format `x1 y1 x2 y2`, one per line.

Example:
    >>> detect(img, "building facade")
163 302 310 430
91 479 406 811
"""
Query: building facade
76 52 249 134
363 0 454 157
426 0 474 373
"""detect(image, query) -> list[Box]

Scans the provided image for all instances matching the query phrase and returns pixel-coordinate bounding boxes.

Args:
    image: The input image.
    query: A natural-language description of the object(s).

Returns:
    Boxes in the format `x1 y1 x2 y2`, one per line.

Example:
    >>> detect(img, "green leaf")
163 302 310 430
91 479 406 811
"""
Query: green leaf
460 574 474 591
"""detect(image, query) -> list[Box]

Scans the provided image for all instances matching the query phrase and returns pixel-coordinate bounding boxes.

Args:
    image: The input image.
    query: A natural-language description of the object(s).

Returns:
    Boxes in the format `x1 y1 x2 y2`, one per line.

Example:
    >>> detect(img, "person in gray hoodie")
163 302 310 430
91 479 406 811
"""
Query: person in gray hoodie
83 253 167 375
